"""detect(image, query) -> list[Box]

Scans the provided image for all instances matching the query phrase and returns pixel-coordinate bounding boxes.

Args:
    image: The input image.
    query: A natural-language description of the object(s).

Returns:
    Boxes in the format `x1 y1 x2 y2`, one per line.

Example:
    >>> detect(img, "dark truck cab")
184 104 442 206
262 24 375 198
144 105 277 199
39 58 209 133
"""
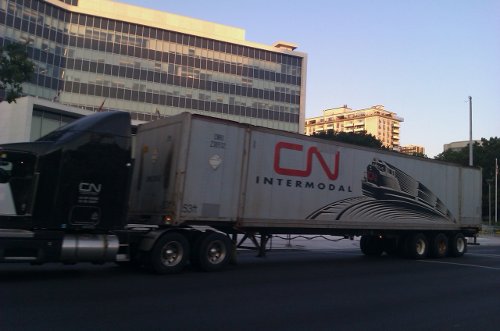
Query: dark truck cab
0 111 131 263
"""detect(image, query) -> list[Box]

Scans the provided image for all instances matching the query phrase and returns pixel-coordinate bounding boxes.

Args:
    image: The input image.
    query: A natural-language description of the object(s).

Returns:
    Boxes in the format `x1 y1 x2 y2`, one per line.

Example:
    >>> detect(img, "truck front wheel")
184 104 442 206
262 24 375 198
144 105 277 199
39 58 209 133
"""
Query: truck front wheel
149 232 190 274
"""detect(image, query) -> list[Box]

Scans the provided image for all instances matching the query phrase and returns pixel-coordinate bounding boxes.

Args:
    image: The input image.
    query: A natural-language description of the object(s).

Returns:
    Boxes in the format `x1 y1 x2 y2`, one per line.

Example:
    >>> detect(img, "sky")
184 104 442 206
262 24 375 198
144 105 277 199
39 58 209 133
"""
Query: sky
118 0 499 157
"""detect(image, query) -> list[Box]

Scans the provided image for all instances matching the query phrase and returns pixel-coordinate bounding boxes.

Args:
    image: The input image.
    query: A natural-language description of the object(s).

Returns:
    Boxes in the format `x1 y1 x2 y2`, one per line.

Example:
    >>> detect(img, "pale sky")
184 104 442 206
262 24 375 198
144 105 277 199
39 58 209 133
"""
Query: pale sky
118 0 499 157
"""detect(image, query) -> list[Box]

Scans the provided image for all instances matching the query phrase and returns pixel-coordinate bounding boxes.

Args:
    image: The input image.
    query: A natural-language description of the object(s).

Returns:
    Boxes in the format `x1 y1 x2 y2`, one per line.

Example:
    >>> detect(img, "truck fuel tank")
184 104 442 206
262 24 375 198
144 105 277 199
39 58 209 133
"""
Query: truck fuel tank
60 234 119 263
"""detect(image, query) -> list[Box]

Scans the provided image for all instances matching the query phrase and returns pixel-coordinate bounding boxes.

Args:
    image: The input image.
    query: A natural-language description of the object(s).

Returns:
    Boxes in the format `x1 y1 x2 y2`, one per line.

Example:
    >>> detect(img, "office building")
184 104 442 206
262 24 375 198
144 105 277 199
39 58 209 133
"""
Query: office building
443 140 481 152
0 0 307 141
305 105 403 149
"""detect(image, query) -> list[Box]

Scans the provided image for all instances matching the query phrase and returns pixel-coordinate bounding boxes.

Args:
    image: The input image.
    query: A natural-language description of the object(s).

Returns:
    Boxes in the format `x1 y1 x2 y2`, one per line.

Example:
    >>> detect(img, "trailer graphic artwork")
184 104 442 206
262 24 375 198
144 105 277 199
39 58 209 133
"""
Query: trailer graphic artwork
307 158 456 223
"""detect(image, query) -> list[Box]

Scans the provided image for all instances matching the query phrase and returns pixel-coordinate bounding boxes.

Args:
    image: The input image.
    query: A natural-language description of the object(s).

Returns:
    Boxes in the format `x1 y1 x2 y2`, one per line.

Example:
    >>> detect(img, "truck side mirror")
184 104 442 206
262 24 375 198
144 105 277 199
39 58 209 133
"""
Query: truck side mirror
0 168 10 183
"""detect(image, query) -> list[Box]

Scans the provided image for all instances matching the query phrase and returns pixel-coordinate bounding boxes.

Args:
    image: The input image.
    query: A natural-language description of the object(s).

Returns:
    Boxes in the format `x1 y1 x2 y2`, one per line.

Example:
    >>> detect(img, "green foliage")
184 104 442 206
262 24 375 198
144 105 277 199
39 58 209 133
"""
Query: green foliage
312 129 385 149
435 137 500 218
0 42 34 103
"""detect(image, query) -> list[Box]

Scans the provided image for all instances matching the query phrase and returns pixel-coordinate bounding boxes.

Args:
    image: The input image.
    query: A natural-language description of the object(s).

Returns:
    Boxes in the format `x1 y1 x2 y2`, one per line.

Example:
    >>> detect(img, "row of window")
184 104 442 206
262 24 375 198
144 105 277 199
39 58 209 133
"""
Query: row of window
27 72 299 120
61 58 299 104
11 39 299 104
62 80 299 123
58 0 78 5
0 12 301 85
6 0 302 67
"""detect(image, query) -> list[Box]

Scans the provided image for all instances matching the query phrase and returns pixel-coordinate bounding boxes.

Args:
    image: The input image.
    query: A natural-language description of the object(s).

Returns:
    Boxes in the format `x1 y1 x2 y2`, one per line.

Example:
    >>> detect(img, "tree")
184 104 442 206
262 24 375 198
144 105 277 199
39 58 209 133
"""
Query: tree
435 137 500 219
312 129 385 149
0 42 34 103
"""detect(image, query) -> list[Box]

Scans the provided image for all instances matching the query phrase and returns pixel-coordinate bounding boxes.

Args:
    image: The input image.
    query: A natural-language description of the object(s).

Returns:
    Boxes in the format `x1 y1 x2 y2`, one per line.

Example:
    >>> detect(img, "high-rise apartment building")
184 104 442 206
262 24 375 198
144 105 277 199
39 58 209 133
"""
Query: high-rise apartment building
0 0 307 139
305 105 403 149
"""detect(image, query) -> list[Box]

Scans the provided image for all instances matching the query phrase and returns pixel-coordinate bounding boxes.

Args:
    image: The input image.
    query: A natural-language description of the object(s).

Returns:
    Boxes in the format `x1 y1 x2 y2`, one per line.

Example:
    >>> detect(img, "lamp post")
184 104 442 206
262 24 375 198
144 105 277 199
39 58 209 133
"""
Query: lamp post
496 158 498 225
468 96 473 167
487 179 493 226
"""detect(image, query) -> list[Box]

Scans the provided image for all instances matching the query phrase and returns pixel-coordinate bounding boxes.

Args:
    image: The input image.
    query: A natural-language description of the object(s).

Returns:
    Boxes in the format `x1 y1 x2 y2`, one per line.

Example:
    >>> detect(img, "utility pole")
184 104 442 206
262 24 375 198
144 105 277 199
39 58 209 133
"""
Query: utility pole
468 96 473 167
496 158 498 224
488 179 492 226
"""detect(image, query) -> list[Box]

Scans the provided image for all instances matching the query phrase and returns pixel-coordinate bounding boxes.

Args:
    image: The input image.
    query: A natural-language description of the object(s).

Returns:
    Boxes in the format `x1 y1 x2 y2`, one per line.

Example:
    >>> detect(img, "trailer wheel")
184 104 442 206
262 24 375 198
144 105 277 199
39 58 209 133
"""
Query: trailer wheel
405 233 428 259
194 232 232 272
360 235 384 256
449 233 467 257
430 233 449 258
149 232 190 274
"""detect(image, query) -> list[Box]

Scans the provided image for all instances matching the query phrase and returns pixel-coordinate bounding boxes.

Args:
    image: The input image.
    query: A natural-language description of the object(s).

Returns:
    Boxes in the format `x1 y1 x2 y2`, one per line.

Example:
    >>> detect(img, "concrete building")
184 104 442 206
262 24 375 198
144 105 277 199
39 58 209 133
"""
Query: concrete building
443 140 481 152
400 145 425 156
305 105 403 149
0 96 145 144
0 0 307 136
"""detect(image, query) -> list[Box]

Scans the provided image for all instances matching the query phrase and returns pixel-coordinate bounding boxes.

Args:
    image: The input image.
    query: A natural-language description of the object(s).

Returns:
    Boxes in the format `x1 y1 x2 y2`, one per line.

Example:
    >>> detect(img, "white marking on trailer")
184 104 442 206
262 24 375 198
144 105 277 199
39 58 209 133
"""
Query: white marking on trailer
419 260 500 270
209 154 222 170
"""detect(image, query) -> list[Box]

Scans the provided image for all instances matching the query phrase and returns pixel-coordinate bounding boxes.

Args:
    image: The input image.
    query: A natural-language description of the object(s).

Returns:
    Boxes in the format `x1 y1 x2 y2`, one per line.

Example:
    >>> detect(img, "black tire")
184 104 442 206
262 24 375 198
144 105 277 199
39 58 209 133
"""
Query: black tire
449 233 467 257
149 232 190 274
360 235 384 257
429 233 449 258
405 233 428 259
194 232 232 272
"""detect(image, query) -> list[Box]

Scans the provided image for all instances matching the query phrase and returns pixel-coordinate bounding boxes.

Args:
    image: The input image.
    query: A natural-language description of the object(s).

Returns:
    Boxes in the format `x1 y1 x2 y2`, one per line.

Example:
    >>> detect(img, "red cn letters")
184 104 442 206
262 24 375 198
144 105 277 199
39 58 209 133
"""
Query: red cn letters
273 142 340 180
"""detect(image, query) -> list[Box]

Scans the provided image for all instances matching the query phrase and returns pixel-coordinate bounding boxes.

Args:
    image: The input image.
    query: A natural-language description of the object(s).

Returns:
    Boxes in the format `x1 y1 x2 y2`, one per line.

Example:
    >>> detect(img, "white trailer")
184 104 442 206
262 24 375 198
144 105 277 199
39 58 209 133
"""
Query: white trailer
128 112 481 265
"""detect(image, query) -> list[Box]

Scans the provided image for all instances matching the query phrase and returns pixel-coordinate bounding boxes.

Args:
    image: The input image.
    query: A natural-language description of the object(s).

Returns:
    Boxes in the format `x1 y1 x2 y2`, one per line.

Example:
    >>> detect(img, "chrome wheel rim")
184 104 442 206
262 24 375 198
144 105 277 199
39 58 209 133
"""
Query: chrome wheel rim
161 241 183 267
206 240 227 264
416 239 426 255
456 238 465 253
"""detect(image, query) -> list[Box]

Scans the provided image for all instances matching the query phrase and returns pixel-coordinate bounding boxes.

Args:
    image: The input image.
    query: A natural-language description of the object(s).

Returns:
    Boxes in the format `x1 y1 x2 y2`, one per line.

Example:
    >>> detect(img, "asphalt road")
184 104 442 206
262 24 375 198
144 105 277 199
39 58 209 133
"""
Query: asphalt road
2 237 500 331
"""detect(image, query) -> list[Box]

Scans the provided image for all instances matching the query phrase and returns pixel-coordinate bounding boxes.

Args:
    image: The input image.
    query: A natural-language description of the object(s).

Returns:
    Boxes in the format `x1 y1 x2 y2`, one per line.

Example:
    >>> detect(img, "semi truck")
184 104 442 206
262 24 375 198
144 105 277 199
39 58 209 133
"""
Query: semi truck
0 111 482 273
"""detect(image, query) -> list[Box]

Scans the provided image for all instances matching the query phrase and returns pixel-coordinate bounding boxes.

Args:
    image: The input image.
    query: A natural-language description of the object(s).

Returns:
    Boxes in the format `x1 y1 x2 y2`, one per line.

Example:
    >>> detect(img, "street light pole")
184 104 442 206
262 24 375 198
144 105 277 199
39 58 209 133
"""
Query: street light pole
488 179 493 226
496 158 498 224
468 96 473 167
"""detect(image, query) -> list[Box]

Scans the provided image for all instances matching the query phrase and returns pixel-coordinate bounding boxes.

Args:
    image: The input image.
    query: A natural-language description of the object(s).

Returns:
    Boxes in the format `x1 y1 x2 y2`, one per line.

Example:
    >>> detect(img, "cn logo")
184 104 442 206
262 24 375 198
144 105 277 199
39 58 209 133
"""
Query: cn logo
273 142 340 180
79 182 102 194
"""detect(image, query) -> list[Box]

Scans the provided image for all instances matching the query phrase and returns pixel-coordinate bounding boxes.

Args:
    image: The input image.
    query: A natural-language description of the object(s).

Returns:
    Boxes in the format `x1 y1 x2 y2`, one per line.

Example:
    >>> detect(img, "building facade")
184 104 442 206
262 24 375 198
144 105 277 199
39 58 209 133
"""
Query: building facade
443 140 481 152
0 0 307 133
400 145 425 156
0 96 146 143
305 105 403 149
